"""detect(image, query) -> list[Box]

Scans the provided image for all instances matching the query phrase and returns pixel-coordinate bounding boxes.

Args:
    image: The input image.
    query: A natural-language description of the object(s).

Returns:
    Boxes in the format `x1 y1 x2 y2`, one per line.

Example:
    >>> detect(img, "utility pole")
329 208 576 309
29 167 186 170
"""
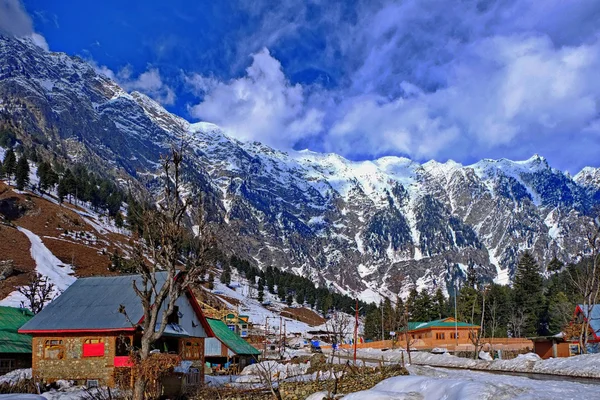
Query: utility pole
381 300 384 342
454 282 458 348
265 316 269 358
279 316 282 358
283 321 286 350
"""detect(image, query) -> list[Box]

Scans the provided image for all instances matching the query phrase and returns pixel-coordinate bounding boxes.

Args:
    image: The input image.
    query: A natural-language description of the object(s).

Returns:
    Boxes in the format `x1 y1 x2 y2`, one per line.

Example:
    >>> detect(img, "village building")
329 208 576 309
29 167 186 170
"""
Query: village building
204 318 261 373
405 317 481 348
223 313 250 338
18 273 214 389
530 333 575 359
0 306 34 375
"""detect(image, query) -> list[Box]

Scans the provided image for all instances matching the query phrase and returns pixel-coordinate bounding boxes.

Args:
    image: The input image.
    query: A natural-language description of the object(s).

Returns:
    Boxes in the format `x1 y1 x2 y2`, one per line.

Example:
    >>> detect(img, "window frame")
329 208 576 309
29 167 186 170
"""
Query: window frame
44 339 65 360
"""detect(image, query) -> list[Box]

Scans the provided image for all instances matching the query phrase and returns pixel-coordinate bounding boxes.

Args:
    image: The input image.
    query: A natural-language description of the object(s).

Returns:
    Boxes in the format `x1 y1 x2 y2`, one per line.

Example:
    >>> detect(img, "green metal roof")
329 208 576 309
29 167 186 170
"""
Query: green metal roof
0 306 34 354
409 319 479 331
206 318 260 356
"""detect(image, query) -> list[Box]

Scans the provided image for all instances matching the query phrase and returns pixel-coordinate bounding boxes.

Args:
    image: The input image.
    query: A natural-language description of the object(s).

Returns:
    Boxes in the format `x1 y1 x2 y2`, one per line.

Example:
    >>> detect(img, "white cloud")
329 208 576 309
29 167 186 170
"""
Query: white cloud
184 0 600 171
94 64 176 106
187 48 324 148
0 0 48 50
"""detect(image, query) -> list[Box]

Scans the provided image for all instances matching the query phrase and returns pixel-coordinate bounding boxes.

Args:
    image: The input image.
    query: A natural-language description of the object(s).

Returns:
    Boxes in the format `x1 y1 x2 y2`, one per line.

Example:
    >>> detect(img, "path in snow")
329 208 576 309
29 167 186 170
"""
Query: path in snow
0 227 76 308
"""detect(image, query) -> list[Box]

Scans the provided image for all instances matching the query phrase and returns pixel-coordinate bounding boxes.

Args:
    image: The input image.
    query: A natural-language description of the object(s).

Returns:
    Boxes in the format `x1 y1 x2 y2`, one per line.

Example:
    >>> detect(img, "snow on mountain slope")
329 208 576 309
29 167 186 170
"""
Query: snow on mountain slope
0 227 75 308
2 34 600 302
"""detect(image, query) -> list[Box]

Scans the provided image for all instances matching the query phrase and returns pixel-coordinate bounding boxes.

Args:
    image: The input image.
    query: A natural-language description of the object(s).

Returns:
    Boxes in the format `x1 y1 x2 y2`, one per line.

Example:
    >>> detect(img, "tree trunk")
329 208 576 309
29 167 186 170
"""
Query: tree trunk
132 337 151 400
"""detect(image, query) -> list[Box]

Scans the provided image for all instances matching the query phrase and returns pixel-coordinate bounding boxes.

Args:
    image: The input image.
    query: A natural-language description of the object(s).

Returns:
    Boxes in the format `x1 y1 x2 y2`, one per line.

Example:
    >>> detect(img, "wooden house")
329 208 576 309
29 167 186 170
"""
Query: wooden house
572 304 600 353
204 318 260 373
18 273 214 388
405 317 481 348
0 306 34 375
530 334 574 359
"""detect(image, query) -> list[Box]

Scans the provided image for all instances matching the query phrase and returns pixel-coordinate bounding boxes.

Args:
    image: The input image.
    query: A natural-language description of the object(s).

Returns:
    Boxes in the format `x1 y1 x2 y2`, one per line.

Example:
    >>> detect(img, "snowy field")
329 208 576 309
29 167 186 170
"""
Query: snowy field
337 347 600 378
307 365 600 400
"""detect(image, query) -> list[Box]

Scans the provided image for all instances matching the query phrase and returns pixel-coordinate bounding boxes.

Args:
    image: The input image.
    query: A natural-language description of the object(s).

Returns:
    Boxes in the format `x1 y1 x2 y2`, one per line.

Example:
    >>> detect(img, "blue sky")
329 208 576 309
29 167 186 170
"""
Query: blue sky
3 0 600 172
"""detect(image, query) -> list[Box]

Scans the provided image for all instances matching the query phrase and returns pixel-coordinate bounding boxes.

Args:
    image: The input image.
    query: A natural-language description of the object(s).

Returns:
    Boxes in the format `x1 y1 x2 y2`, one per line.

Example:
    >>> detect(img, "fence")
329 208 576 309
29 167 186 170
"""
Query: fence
323 337 533 353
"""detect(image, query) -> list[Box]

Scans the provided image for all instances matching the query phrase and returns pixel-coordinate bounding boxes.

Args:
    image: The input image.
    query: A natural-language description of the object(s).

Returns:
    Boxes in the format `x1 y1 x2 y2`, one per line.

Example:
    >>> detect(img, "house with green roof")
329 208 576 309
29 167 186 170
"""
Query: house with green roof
403 317 480 348
0 306 34 375
204 318 260 372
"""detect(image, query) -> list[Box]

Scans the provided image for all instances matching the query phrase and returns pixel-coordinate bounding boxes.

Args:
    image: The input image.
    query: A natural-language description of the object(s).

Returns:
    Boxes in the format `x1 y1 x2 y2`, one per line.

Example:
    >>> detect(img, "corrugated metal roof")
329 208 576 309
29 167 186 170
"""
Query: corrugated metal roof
0 306 34 353
20 273 168 332
408 318 479 331
207 318 260 356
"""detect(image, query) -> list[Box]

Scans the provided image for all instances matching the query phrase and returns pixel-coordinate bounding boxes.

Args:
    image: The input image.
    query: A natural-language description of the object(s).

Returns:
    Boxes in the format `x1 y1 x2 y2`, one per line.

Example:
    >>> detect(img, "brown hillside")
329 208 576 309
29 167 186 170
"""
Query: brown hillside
0 181 132 298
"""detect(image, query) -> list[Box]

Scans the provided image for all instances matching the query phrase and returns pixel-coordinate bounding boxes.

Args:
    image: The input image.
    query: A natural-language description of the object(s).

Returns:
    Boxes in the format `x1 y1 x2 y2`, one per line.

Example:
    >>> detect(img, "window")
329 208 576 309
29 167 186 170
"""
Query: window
450 332 460 339
116 337 131 357
83 338 105 357
86 379 99 389
435 333 445 340
0 359 15 375
183 341 201 360
44 339 65 359
168 306 180 325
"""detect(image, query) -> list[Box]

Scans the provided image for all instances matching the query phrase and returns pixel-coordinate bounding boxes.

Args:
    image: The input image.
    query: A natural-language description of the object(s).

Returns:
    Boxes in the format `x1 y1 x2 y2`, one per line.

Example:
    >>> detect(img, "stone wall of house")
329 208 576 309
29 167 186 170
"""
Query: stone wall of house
32 333 126 386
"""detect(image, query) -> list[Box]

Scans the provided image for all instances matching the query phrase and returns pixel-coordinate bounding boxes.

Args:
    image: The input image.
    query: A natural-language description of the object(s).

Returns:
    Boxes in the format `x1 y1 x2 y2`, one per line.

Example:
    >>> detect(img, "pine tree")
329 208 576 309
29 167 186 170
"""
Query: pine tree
114 212 124 228
220 264 232 285
382 297 394 334
207 273 215 290
364 307 382 340
3 148 16 184
277 285 286 301
58 169 76 203
433 288 447 320
547 256 564 273
257 279 264 302
513 252 545 336
15 154 30 190
286 294 293 307
405 287 419 321
413 289 434 321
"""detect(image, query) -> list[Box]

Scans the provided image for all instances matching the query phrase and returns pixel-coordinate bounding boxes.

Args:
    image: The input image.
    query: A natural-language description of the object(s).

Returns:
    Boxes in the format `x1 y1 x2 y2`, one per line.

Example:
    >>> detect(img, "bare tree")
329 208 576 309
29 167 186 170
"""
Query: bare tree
468 287 486 359
18 273 55 314
487 297 499 354
253 361 283 400
508 309 526 338
121 148 215 400
326 311 351 361
401 304 416 364
565 218 600 353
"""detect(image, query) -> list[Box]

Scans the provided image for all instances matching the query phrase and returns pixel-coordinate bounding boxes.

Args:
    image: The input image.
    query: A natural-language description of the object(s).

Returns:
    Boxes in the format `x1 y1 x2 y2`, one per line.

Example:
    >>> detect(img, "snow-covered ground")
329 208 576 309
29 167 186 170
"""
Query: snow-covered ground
337 365 600 400
338 348 600 379
0 227 76 308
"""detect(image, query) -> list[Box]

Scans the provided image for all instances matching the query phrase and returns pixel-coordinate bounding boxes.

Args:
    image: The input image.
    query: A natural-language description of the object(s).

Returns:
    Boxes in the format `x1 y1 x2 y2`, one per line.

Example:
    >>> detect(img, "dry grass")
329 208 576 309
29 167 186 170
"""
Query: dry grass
0 183 133 296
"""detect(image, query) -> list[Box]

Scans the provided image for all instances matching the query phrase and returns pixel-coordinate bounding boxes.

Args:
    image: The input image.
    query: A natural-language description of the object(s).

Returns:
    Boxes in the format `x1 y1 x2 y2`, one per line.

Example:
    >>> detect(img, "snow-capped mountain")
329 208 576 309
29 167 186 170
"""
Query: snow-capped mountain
2 35 599 302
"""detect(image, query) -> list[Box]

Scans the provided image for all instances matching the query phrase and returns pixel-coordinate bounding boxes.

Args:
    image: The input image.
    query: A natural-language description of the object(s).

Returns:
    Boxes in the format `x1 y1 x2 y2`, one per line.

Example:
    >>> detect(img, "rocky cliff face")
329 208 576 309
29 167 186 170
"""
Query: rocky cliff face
2 35 600 302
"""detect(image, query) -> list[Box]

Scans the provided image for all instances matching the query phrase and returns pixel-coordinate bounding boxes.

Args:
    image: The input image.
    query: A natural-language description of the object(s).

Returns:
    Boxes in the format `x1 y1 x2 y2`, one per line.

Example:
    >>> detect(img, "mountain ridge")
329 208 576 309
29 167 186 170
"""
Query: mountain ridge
1 34 600 302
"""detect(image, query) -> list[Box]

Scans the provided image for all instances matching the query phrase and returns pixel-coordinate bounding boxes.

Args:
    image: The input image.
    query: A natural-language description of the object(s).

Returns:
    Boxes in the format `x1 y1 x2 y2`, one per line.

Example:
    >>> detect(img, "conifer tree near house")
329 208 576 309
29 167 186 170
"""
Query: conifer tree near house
433 287 447 319
3 148 16 184
513 251 545 336
15 154 30 190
